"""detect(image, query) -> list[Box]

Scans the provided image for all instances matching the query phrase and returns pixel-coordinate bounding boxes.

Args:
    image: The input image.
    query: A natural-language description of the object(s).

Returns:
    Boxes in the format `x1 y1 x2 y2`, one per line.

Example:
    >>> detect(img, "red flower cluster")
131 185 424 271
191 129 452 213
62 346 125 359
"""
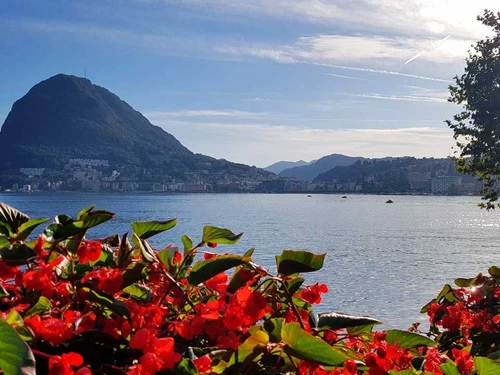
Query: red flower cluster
1 204 495 375
300 283 329 304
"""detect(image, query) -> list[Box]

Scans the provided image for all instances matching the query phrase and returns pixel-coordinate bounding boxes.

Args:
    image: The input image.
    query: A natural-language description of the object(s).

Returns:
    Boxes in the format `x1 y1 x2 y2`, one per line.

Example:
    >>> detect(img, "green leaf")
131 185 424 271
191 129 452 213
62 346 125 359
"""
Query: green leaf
43 221 85 243
487 350 500 360
385 330 436 348
85 289 130 318
181 235 193 253
347 324 378 334
117 233 132 267
263 318 284 342
0 318 36 375
188 254 250 285
122 261 148 289
0 236 10 250
202 226 243 245
134 234 155 263
282 322 351 366
436 284 453 302
174 358 197 375
75 210 115 229
0 244 36 264
132 219 177 239
474 357 500 375
24 297 52 318
243 248 255 257
0 203 30 234
158 247 180 273
388 370 416 375
454 278 475 287
276 250 326 276
226 249 256 293
15 218 50 241
229 331 269 366
76 204 95 220
317 312 382 330
440 362 461 375
488 266 500 277
122 284 152 302
285 276 305 296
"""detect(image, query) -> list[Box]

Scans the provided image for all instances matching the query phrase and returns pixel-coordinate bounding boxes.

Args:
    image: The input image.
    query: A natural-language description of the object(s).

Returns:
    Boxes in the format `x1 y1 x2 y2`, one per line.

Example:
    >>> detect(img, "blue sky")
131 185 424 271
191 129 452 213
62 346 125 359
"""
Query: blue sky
0 0 495 167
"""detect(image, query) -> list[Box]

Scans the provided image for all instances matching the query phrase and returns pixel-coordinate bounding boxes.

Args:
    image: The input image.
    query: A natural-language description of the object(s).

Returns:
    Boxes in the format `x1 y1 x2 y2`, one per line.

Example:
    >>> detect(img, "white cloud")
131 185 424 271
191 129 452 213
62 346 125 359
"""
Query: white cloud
150 0 493 40
2 16 472 82
148 115 454 166
217 33 472 72
146 110 266 118
345 93 449 104
323 73 371 81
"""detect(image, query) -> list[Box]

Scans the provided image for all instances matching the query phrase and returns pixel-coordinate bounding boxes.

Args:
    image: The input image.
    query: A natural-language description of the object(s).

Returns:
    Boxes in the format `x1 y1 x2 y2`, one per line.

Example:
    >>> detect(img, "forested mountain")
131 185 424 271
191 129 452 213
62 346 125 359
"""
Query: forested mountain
0 74 269 180
264 160 310 174
279 154 364 181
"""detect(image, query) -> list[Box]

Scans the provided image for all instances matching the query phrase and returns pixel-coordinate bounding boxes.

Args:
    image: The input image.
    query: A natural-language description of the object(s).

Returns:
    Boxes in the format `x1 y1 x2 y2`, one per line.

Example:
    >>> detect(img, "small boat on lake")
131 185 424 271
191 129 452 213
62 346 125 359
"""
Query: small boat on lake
386 199 394 204
341 196 347 198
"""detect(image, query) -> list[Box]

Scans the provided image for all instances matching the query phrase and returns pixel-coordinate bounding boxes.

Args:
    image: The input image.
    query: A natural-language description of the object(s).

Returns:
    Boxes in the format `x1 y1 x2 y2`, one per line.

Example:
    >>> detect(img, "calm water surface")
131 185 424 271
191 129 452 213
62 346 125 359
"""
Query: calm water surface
2 192 499 329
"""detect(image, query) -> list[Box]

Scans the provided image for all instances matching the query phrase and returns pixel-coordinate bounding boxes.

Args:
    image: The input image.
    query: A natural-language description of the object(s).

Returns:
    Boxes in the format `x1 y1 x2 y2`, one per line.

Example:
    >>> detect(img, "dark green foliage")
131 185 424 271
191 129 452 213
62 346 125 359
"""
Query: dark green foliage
447 10 500 209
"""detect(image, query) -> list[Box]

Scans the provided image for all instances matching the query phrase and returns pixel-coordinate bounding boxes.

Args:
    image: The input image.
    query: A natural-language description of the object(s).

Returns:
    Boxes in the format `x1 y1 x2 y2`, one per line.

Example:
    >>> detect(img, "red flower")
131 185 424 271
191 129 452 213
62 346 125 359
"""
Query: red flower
75 313 97 334
194 354 212 373
42 318 74 345
175 316 205 340
25 316 73 345
423 348 444 375
205 272 228 294
34 235 46 258
77 241 102 263
130 329 157 352
48 352 83 375
173 250 182 264
98 268 123 294
196 300 222 320
300 283 328 304
223 287 267 330
426 303 440 322
0 260 16 282
131 330 181 371
343 359 357 375
452 348 473 373
153 337 182 369
103 318 120 340
441 303 470 332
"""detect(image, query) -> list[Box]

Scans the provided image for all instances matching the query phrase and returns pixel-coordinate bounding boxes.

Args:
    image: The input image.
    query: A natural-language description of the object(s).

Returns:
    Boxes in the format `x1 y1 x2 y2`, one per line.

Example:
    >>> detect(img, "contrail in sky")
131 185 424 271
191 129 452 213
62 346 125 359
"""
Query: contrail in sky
313 62 452 83
404 34 452 65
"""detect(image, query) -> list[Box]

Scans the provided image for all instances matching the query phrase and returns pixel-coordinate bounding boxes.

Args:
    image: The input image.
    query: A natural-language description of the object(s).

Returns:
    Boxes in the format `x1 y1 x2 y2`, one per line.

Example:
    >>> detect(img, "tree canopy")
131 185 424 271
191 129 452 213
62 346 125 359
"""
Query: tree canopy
447 10 500 209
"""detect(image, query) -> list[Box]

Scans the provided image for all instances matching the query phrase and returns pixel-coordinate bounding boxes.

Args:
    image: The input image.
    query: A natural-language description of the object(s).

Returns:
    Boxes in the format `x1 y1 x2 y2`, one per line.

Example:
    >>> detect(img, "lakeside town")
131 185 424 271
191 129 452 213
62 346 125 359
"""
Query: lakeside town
6 156 483 195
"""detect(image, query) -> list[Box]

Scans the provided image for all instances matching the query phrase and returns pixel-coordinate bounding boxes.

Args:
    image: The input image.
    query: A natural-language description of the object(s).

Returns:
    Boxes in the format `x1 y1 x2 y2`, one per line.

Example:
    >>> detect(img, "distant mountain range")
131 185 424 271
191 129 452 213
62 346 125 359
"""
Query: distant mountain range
0 74 269 181
277 154 365 181
264 160 310 174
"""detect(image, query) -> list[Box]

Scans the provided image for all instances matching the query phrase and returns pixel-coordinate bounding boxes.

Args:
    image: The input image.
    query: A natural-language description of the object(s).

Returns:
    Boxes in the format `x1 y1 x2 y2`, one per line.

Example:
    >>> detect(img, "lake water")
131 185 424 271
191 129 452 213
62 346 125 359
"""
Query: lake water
2 192 499 330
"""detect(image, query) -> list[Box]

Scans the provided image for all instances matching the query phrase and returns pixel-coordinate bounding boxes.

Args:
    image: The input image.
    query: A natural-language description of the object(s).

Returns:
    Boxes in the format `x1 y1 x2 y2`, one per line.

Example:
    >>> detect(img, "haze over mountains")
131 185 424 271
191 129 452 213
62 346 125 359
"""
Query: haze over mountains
277 154 366 181
0 74 268 181
264 160 310 174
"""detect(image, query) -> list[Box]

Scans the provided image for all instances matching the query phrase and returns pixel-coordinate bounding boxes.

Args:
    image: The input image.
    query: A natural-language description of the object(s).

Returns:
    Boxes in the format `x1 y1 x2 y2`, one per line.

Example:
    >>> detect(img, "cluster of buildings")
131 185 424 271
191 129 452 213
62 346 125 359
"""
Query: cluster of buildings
9 159 268 193
261 159 485 195
5 158 488 196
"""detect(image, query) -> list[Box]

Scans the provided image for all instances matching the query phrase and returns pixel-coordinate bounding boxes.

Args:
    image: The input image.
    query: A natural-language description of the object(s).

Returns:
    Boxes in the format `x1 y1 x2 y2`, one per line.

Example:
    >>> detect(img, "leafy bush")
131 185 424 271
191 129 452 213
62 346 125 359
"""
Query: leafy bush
0 202 499 375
